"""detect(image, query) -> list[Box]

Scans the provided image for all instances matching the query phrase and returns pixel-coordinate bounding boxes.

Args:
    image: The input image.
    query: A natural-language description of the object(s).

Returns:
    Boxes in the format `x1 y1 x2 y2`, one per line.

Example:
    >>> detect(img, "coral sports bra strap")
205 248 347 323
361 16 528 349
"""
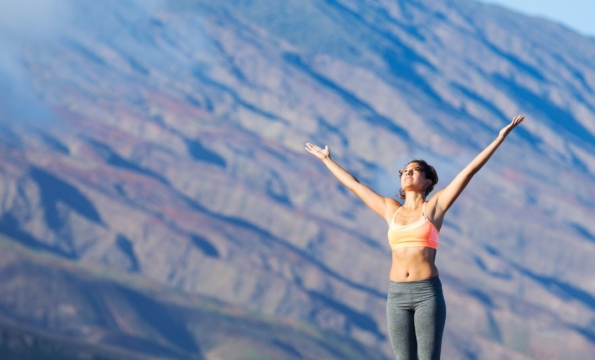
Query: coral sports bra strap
391 206 403 224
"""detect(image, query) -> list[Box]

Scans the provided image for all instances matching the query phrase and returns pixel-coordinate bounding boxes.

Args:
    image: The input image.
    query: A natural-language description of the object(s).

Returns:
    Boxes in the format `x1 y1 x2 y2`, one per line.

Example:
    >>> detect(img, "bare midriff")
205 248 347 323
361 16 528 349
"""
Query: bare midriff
389 246 438 282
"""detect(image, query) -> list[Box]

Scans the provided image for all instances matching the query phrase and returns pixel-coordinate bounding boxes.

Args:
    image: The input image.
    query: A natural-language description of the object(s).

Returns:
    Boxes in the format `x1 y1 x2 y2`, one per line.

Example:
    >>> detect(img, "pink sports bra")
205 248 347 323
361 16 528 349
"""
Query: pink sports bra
388 202 439 250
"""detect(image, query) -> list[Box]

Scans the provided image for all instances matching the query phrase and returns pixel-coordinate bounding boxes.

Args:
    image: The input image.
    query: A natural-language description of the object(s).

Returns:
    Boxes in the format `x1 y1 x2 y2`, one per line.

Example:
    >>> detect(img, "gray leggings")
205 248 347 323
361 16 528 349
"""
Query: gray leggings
386 276 446 360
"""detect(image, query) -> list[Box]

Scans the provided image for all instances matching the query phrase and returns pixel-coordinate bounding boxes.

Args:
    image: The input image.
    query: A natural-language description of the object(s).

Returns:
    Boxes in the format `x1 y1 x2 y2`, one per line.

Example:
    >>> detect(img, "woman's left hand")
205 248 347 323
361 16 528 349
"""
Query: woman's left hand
499 115 525 138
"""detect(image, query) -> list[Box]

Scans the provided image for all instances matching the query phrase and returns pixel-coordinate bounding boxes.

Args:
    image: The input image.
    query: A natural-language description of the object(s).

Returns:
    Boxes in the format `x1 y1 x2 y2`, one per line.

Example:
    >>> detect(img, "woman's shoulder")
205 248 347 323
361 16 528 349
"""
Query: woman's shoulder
424 195 445 227
383 197 401 220
385 197 401 208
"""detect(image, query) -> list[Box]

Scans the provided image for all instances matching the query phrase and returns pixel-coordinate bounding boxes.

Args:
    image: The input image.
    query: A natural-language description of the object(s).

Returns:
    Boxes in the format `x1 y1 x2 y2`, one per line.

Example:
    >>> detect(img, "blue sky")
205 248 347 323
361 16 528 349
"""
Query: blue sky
478 0 595 37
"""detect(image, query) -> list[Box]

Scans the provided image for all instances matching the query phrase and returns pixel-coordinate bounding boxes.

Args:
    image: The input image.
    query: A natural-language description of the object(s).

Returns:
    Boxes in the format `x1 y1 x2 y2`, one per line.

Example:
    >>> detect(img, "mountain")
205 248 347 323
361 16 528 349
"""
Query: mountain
0 234 383 360
1 0 595 358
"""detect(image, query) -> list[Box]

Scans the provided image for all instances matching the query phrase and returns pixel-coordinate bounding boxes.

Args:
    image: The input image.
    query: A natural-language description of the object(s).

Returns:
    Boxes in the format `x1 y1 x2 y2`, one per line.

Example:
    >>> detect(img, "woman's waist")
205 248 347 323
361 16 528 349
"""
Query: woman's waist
389 250 438 282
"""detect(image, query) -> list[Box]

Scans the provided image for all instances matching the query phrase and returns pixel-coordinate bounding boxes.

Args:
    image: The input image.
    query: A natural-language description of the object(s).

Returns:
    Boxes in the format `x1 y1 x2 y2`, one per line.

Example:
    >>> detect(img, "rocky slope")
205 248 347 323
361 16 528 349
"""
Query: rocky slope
0 234 383 360
1 0 595 358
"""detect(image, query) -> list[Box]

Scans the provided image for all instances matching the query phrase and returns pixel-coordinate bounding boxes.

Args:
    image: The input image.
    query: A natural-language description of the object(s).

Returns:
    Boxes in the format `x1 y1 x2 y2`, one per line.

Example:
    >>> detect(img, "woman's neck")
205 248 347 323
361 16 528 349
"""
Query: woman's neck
402 192 425 210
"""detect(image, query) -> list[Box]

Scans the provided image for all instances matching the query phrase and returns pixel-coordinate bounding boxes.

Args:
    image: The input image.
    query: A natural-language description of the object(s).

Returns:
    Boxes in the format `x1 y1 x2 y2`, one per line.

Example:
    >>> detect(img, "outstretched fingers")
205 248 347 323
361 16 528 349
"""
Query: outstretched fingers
305 142 330 159
305 142 318 150
305 142 318 154
498 115 525 138
508 115 525 130
512 115 525 125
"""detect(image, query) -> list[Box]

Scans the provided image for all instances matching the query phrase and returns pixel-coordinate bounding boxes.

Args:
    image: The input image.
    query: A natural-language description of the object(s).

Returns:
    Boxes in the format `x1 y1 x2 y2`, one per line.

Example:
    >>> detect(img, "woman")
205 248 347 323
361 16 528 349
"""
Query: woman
305 115 525 359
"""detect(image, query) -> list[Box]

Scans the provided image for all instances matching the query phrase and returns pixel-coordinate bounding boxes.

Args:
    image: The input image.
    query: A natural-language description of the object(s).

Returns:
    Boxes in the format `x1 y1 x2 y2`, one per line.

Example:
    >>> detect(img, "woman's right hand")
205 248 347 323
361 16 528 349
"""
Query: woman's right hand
305 143 330 160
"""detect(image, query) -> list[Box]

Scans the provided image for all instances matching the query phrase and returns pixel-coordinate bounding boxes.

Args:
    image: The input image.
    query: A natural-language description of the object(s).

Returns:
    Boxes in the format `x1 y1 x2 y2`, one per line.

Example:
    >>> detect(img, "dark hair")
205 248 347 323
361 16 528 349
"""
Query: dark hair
398 159 438 199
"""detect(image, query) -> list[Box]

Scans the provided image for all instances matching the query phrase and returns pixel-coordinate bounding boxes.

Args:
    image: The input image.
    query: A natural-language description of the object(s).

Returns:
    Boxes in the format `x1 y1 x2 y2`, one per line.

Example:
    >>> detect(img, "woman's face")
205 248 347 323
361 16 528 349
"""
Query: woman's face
400 162 430 192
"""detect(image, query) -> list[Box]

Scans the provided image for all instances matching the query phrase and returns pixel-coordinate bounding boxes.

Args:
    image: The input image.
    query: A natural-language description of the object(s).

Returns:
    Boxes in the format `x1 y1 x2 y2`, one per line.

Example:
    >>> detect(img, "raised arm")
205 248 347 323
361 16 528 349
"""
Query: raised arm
433 115 525 215
305 143 395 219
